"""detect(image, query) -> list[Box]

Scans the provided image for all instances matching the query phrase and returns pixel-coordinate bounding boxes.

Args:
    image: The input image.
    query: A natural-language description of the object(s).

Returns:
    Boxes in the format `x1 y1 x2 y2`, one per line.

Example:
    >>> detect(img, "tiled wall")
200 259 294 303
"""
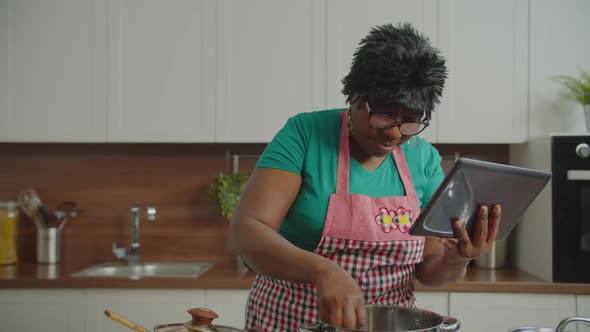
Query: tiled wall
0 143 507 266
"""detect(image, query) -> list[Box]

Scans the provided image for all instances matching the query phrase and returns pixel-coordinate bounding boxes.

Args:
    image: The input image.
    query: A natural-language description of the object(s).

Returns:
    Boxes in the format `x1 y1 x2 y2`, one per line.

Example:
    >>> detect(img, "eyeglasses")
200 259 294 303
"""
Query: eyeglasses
366 101 429 136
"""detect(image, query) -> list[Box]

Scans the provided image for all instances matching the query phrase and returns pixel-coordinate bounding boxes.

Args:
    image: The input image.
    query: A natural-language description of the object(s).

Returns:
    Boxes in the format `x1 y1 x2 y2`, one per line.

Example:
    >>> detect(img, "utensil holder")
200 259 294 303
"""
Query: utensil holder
37 227 62 264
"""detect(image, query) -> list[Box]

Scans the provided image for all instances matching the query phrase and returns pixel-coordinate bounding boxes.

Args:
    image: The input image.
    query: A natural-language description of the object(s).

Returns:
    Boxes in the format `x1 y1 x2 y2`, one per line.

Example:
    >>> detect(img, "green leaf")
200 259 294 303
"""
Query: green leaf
552 67 590 105
207 172 250 220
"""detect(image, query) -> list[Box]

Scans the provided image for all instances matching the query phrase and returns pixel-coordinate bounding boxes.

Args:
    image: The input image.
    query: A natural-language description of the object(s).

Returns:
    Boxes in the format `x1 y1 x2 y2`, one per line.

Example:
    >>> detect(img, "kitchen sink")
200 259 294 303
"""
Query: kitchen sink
70 262 213 279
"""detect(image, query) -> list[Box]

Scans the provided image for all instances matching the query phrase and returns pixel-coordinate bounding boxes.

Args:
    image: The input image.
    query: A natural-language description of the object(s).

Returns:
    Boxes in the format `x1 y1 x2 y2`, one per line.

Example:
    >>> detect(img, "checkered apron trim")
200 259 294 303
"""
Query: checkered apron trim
246 274 317 332
245 237 424 332
316 237 424 306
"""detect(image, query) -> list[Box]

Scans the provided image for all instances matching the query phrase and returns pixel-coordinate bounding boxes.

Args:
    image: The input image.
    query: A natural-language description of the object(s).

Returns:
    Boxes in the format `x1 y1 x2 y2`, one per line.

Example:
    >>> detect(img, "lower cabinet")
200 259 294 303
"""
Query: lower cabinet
578 295 590 332
205 289 250 328
414 291 449 316
450 293 577 332
1 289 588 332
0 289 85 332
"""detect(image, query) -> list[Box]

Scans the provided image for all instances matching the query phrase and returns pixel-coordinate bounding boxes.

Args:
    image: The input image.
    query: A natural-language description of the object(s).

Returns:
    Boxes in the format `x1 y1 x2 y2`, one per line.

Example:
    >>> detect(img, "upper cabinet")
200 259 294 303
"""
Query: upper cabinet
106 0 216 142
436 0 529 143
325 0 439 143
0 0 531 143
215 0 326 143
0 0 107 142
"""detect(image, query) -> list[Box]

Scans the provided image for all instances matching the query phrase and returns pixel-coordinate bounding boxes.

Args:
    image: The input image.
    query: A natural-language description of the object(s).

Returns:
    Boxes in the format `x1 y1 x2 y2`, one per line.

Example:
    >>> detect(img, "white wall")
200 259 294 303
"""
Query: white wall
510 0 590 281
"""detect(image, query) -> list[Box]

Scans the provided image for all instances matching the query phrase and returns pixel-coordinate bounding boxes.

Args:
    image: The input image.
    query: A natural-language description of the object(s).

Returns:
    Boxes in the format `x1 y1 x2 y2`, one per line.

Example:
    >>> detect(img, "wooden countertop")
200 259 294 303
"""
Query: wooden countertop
1 261 589 294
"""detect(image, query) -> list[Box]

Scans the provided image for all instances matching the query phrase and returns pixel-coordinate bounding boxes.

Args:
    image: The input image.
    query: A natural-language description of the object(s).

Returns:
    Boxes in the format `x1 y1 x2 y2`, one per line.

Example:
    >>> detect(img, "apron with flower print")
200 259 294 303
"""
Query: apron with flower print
245 111 425 332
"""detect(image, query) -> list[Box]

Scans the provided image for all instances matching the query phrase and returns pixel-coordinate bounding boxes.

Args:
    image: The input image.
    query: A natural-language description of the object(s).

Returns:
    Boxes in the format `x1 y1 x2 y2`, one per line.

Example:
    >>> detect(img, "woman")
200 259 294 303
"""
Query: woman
229 23 500 331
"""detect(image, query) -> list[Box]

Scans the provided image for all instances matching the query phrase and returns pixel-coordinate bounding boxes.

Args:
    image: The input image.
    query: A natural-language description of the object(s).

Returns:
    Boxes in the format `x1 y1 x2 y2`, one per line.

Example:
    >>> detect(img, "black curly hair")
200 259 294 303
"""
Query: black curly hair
341 23 447 121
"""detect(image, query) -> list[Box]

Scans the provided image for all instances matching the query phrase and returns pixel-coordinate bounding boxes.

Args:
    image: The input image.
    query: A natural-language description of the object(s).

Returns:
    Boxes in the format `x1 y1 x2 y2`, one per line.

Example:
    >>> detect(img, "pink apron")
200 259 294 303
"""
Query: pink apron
245 111 425 331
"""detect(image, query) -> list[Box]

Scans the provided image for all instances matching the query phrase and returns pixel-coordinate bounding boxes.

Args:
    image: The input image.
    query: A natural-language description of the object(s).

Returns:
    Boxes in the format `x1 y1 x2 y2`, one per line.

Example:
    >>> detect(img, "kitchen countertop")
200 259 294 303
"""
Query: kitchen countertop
1 261 589 294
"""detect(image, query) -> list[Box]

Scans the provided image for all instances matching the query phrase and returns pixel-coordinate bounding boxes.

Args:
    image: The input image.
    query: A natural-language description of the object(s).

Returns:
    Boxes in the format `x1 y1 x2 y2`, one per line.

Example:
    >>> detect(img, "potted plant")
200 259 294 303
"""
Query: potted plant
207 172 250 221
207 172 251 274
552 67 590 131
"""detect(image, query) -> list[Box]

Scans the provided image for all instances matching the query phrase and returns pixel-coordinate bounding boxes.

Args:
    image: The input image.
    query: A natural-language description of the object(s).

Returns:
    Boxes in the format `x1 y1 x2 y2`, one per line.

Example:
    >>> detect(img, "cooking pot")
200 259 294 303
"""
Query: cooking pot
508 316 590 332
105 307 260 332
299 305 461 332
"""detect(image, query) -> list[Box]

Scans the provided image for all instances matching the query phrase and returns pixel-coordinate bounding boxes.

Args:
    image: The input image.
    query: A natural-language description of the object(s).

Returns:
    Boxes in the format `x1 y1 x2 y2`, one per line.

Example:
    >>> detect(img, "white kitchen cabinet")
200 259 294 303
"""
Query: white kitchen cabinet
85 289 206 332
415 291 449 316
325 0 439 143
215 0 326 143
436 0 529 143
0 0 11 140
0 289 86 332
450 293 577 332
577 295 590 332
0 0 107 142
106 0 216 142
1 0 534 144
205 289 250 328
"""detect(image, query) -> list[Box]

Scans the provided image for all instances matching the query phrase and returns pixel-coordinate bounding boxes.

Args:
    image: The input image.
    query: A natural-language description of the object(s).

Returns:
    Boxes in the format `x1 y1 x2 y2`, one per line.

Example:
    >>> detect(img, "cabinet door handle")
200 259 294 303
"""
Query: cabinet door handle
567 170 590 181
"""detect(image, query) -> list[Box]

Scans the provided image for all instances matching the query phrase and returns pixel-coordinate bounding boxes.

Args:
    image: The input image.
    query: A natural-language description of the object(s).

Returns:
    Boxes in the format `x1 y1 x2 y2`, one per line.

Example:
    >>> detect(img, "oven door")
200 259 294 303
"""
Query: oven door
552 166 590 283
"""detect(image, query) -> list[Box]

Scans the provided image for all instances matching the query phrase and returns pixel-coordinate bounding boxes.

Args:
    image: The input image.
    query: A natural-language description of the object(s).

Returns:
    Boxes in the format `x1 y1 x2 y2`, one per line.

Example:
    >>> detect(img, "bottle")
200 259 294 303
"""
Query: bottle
0 201 19 265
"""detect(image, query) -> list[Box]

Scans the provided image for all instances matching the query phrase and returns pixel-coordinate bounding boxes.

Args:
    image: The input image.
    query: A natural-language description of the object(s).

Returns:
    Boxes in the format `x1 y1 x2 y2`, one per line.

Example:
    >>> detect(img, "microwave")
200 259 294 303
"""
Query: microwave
552 135 590 283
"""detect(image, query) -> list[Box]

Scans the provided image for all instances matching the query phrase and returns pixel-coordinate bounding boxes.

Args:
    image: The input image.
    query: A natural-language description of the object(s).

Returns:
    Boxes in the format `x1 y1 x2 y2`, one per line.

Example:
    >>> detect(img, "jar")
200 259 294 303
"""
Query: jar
0 201 20 265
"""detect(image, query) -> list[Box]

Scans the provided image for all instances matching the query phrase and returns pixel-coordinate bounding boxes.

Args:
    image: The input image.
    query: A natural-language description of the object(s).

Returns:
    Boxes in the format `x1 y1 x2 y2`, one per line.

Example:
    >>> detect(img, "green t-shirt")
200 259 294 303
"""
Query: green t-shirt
256 109 444 252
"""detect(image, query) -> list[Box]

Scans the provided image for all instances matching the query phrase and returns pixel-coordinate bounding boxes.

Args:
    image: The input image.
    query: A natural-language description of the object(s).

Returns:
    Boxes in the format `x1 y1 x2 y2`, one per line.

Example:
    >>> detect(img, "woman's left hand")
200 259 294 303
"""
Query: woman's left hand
444 204 502 260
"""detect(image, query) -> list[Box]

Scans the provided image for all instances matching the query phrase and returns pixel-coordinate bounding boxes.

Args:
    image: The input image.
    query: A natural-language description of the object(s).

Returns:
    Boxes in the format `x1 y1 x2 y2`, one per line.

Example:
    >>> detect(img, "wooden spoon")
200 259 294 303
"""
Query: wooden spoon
104 310 151 332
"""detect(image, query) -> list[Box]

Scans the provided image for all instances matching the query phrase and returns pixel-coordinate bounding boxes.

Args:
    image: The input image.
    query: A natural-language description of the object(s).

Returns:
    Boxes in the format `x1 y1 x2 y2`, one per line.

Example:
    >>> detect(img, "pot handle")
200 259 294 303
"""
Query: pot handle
441 316 461 331
298 323 330 332
555 316 590 332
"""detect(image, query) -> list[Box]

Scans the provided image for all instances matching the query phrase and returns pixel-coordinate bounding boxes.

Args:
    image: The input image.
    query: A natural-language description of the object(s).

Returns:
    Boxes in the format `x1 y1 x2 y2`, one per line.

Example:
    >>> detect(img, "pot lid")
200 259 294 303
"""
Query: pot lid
154 308 249 332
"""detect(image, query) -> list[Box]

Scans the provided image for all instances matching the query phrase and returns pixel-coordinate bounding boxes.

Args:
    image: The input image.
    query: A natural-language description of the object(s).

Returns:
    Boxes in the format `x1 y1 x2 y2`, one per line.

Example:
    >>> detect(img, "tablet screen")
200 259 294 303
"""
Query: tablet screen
418 168 475 236
409 158 551 241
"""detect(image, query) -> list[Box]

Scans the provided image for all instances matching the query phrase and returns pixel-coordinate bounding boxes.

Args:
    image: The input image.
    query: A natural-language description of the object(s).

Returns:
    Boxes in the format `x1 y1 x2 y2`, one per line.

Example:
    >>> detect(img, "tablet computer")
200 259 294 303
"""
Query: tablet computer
409 157 551 241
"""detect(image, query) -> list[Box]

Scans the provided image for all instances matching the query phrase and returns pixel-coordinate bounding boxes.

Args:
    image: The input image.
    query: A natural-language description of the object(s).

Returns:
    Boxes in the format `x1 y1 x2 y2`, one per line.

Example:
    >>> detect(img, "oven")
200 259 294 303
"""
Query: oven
552 135 590 283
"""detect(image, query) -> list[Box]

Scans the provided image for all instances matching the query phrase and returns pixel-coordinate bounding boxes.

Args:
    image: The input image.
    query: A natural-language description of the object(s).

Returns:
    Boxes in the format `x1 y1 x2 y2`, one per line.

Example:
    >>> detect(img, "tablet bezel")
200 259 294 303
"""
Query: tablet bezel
408 157 551 241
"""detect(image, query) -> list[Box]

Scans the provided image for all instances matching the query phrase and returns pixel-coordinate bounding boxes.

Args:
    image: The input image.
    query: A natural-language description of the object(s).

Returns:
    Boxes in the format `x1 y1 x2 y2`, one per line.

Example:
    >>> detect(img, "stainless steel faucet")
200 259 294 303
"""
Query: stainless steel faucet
113 205 157 264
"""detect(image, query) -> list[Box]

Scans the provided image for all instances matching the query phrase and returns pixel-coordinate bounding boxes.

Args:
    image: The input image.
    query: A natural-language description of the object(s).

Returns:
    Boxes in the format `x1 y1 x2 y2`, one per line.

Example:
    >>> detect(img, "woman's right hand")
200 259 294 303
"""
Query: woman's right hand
314 262 367 330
